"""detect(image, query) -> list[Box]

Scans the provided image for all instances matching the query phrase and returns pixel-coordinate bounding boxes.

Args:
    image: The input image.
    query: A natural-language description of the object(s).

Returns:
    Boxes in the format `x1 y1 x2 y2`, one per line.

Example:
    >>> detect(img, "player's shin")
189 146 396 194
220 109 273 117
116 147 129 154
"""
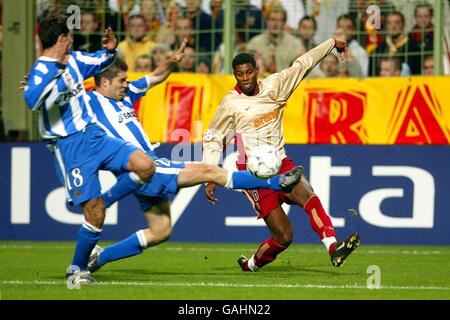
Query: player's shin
225 171 282 190
102 173 145 208
304 195 337 255
69 221 102 271
251 237 288 270
97 230 148 267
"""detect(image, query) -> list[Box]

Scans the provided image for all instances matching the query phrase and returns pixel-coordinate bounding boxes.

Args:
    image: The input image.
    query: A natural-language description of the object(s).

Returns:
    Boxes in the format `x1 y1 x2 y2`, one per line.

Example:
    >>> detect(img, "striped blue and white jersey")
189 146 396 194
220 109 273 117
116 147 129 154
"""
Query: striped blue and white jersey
23 49 116 140
88 76 158 154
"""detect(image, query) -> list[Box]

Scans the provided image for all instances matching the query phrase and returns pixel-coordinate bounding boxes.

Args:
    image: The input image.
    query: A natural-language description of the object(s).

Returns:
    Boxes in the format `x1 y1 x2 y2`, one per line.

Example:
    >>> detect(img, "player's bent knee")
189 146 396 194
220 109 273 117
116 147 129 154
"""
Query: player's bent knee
139 157 155 182
273 229 293 247
83 198 106 229
129 151 155 182
152 227 172 245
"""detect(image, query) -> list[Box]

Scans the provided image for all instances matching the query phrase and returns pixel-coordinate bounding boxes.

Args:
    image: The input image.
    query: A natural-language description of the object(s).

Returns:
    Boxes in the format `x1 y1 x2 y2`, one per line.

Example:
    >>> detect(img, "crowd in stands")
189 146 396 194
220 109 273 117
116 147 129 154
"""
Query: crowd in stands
30 0 450 78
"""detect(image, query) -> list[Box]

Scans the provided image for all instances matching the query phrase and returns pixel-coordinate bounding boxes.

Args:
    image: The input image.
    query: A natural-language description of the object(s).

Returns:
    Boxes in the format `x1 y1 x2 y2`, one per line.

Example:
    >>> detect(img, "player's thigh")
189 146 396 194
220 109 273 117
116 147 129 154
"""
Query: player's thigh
54 147 102 206
144 200 172 235
178 162 226 187
264 206 293 245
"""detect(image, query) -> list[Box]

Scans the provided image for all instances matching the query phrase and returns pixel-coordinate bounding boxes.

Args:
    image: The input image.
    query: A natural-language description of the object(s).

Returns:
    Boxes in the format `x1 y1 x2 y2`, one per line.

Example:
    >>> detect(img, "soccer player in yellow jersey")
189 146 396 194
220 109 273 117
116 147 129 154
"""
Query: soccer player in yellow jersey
203 37 360 271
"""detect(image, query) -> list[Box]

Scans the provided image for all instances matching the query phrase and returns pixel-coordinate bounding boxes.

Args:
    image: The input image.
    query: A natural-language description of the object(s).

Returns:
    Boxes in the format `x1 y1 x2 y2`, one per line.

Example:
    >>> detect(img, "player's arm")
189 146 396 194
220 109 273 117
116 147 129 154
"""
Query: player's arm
202 100 234 204
275 37 347 101
73 27 118 79
147 37 188 85
23 64 64 111
127 38 188 104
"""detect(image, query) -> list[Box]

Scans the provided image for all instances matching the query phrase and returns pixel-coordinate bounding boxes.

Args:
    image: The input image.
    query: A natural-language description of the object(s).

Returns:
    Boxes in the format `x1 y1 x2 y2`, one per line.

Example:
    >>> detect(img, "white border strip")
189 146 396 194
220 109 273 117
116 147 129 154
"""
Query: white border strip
1 280 449 291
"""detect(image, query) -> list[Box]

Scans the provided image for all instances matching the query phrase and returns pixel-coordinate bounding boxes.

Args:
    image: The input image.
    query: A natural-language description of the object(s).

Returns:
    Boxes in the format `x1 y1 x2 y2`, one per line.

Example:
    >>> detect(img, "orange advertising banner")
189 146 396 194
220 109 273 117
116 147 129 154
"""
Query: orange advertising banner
86 74 450 144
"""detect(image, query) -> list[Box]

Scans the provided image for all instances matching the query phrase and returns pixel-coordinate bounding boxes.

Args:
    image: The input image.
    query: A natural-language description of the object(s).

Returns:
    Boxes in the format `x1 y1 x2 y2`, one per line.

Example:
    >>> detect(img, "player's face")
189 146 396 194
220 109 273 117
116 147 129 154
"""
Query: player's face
234 63 258 96
110 71 129 100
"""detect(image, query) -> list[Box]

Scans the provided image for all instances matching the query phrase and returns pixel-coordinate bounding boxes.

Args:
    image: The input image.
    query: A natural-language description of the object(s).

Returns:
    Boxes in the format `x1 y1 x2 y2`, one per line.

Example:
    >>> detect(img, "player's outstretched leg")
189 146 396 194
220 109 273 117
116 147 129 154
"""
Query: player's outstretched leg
178 162 304 192
224 166 304 192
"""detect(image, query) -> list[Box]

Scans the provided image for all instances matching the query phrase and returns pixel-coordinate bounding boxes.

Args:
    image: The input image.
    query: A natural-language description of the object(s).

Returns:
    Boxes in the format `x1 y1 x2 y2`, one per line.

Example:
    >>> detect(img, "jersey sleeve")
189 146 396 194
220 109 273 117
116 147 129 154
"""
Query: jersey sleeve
23 62 64 111
72 49 117 79
127 76 152 104
273 38 335 101
202 99 234 166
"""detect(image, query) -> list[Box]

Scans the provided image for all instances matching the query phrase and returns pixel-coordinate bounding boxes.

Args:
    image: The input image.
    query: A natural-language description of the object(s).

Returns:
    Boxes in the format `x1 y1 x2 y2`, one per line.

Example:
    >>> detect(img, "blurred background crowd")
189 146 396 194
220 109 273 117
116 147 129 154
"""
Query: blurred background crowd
29 0 450 78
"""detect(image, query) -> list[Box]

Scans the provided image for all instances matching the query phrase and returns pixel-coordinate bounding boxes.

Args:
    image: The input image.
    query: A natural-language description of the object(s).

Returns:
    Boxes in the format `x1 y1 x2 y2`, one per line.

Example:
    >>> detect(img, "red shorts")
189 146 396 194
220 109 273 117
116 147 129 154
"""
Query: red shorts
237 156 297 219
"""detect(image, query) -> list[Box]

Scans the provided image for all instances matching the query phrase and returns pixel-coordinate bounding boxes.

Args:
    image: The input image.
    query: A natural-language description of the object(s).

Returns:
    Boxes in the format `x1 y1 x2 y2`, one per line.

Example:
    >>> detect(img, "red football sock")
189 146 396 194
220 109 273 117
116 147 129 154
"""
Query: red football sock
252 237 288 268
304 195 336 255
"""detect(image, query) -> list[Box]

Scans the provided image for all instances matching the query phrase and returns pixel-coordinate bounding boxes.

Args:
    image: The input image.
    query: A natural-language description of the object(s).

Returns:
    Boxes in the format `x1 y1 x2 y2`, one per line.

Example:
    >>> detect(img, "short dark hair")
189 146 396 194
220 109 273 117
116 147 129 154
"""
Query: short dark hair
232 53 256 70
387 11 405 25
380 57 402 72
299 15 317 30
39 14 70 50
414 3 433 17
337 14 355 28
94 58 129 87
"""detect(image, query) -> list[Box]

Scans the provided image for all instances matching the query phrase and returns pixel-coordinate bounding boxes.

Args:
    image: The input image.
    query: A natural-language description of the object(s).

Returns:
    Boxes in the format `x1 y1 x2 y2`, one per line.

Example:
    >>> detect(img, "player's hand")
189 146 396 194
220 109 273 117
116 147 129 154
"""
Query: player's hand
102 27 118 52
204 183 218 204
170 37 188 64
19 74 29 91
334 38 348 59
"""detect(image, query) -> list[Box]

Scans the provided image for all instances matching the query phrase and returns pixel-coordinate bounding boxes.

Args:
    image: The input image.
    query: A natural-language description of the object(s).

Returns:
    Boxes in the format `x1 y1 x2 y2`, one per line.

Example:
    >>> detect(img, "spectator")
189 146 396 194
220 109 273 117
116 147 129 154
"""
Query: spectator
235 0 264 41
140 0 162 41
423 55 434 75
135 54 152 73
108 0 140 26
184 0 214 53
336 14 368 77
150 42 171 71
337 62 351 78
197 56 211 74
213 30 247 74
247 4 304 73
262 0 305 33
155 0 182 49
178 46 196 72
73 12 102 53
307 0 349 44
379 57 402 77
297 15 317 52
368 11 420 76
319 54 340 78
408 3 434 72
118 14 155 72
348 0 396 54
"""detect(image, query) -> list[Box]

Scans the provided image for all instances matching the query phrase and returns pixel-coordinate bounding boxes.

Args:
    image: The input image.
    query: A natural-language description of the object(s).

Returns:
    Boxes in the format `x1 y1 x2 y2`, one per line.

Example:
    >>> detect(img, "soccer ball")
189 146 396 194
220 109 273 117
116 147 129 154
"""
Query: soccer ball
247 144 281 179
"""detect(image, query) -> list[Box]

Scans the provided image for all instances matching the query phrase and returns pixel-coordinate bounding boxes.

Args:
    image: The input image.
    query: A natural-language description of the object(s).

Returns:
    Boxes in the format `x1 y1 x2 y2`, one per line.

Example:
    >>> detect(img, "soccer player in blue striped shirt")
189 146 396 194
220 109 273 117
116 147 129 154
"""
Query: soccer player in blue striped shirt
23 14 156 284
82 39 303 273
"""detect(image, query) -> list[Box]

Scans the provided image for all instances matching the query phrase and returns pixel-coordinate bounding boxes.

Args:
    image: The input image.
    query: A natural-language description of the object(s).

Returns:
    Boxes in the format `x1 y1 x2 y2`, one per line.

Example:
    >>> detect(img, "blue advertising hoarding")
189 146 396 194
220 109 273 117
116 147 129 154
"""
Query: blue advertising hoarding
0 143 449 245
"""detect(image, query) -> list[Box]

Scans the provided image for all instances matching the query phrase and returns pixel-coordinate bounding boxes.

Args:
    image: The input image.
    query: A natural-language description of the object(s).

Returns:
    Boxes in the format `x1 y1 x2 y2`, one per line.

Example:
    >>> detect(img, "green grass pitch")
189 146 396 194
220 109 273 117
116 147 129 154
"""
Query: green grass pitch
0 241 449 300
